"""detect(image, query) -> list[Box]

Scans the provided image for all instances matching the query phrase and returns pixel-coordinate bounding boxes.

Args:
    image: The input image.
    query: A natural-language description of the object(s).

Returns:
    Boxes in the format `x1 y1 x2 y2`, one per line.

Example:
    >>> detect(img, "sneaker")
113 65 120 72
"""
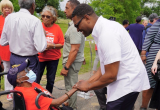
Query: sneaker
7 94 13 101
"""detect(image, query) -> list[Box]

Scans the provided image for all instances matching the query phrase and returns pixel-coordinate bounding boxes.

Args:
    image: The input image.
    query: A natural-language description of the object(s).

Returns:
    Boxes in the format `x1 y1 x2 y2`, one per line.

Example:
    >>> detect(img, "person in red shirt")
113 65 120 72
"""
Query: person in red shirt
37 6 64 94
0 0 14 101
7 59 77 110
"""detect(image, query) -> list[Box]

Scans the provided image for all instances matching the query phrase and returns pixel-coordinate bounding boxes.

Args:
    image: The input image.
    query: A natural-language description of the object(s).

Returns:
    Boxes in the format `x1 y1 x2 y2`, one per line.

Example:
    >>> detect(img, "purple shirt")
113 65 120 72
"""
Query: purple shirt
126 23 144 50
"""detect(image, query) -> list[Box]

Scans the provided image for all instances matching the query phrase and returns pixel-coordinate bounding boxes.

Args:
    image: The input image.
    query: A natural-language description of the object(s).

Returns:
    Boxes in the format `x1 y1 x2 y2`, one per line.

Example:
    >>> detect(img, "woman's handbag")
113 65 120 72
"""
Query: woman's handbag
152 59 160 81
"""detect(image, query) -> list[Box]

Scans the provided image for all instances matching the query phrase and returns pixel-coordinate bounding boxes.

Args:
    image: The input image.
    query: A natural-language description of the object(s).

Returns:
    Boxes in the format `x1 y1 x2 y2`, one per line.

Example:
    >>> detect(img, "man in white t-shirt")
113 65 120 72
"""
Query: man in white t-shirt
72 4 150 110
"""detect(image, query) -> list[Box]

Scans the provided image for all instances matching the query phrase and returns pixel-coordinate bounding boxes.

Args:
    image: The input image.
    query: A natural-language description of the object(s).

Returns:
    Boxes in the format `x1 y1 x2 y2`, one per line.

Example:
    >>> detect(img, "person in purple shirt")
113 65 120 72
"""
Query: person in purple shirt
126 16 144 54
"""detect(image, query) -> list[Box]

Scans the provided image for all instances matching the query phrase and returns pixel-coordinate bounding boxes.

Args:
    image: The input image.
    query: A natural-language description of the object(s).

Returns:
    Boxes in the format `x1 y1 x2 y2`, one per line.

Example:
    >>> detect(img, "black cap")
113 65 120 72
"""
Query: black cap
149 13 159 20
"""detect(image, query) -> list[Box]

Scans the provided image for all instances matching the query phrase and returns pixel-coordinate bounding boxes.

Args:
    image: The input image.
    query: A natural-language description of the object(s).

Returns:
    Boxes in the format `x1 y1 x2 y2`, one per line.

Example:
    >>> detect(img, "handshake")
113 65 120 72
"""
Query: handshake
73 80 91 92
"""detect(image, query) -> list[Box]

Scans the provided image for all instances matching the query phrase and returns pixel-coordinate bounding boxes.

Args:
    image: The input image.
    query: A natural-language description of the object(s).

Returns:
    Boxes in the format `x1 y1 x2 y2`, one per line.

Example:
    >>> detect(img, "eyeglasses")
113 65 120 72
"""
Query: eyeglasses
74 16 85 29
42 15 51 19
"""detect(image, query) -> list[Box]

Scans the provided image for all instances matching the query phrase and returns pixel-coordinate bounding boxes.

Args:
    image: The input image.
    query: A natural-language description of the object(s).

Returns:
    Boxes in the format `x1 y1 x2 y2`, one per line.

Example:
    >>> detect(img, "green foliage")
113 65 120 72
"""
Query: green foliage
141 6 152 17
89 0 142 24
58 10 66 19
35 0 46 13
10 0 20 12
35 0 65 18
150 1 160 15
35 0 62 13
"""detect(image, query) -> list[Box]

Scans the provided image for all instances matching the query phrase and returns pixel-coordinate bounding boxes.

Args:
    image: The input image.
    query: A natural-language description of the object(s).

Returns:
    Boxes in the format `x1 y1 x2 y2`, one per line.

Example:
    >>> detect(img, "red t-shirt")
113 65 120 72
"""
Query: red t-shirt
38 23 64 62
14 82 57 110
0 15 11 61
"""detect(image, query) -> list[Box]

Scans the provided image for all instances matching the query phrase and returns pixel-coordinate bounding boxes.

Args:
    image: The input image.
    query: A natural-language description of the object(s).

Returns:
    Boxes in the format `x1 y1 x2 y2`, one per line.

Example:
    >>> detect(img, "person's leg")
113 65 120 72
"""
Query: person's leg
46 60 59 93
3 61 13 101
141 88 154 109
3 61 13 91
64 62 82 110
94 87 107 110
92 51 100 74
36 61 46 84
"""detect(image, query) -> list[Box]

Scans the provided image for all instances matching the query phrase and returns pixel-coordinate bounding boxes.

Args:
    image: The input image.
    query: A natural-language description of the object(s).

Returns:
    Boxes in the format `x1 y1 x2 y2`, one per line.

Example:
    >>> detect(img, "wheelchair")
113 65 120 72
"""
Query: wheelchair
0 72 73 110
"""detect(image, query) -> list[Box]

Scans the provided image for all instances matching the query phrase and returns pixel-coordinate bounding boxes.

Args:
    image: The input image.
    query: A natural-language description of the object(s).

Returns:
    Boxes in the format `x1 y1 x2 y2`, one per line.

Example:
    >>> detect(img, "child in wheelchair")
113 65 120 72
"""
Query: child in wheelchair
7 59 77 110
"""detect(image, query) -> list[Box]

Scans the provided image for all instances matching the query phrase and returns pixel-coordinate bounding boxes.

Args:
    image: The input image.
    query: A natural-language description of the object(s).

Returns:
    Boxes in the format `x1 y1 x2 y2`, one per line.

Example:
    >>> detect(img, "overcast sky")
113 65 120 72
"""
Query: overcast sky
60 0 89 10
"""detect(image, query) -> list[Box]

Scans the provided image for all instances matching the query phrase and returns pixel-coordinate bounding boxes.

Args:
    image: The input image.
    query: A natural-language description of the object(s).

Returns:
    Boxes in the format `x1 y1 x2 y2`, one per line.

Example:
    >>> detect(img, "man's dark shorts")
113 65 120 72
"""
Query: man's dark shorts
106 92 139 110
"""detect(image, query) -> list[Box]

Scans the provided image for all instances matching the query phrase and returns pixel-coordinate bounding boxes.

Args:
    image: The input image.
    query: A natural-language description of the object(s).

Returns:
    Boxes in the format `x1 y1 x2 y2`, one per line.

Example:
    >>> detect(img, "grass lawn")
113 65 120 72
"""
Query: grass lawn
0 18 98 90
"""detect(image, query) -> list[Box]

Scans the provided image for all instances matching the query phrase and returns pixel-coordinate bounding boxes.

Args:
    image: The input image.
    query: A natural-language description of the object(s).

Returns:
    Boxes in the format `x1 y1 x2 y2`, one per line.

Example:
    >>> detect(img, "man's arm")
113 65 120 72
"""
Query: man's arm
33 20 47 52
75 61 120 92
50 88 77 107
88 68 102 83
65 44 80 68
60 44 80 76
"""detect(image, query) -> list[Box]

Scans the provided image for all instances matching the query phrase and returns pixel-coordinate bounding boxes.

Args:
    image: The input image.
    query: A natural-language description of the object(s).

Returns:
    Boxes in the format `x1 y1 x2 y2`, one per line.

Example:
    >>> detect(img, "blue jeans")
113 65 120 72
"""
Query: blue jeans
37 60 59 93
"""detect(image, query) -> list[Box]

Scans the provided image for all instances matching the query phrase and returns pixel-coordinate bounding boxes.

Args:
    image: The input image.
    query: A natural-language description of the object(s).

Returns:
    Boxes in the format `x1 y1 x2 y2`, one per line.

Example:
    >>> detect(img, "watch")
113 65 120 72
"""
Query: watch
53 44 55 49
64 66 69 70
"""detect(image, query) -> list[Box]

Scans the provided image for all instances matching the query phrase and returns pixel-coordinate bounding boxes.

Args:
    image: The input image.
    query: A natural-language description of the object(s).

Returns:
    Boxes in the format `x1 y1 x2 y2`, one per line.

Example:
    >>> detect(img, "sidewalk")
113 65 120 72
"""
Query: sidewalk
0 72 154 110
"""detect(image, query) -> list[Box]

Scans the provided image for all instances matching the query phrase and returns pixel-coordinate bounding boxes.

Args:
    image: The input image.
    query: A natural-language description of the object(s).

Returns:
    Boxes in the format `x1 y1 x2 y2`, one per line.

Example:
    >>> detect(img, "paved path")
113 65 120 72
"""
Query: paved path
0 72 154 110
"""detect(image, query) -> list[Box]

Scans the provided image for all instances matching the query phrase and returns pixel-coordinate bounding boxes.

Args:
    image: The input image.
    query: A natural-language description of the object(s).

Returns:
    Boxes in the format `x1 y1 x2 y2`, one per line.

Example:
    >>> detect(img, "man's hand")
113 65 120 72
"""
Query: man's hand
60 68 69 76
73 80 90 92
141 56 146 64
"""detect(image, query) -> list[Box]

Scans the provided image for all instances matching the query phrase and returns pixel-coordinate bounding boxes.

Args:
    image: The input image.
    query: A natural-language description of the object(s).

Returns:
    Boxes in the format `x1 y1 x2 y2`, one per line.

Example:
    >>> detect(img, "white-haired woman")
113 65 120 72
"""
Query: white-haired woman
0 0 14 101
38 6 64 93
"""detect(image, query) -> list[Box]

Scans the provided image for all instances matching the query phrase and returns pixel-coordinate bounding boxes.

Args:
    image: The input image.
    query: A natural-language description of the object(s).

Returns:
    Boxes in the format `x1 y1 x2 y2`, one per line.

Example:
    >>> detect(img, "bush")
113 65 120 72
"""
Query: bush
58 10 66 19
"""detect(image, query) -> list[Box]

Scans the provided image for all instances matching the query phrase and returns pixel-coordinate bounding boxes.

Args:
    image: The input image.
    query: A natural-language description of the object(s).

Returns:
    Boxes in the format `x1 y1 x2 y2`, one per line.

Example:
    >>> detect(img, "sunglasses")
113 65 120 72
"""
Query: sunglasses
74 16 85 29
42 15 51 19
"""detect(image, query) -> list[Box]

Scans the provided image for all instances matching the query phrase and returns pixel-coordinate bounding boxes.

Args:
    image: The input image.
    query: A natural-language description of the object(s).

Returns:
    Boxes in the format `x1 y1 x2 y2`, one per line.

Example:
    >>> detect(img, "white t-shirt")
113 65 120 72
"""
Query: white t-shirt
92 16 150 103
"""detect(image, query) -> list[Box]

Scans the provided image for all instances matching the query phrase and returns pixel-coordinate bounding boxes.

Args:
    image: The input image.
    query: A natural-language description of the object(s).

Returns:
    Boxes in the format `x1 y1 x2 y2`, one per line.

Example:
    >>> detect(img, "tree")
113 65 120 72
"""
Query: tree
140 0 157 8
35 0 66 18
89 0 142 24
0 0 65 18
150 1 160 15
141 6 152 17
35 0 62 13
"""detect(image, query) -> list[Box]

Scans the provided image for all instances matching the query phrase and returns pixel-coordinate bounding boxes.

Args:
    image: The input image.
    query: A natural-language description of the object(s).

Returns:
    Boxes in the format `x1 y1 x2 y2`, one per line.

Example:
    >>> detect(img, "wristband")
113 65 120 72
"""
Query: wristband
65 93 70 99
53 44 55 49
64 66 69 70
141 55 146 57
